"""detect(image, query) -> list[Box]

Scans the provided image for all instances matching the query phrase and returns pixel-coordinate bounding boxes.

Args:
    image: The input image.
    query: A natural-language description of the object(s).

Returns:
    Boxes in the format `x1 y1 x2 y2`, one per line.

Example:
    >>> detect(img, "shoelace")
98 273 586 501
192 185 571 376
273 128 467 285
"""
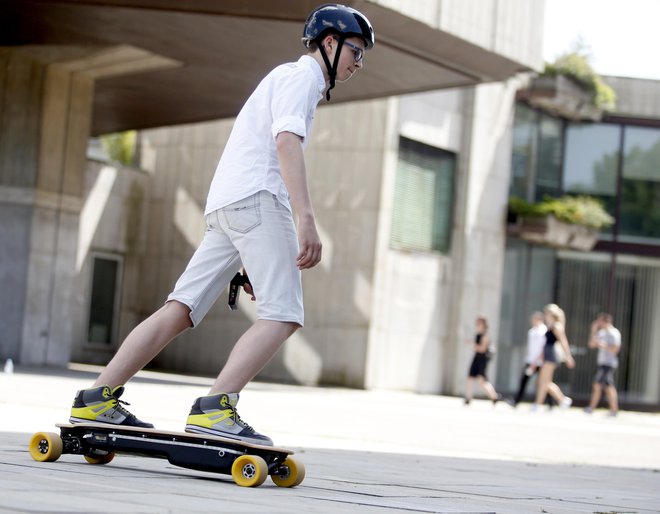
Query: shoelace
109 397 134 419
230 406 255 432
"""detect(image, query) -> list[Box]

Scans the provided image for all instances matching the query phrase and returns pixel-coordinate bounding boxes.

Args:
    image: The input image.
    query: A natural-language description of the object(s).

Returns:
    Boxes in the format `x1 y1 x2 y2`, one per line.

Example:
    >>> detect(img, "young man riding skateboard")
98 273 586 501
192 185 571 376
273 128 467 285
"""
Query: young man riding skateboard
70 4 375 446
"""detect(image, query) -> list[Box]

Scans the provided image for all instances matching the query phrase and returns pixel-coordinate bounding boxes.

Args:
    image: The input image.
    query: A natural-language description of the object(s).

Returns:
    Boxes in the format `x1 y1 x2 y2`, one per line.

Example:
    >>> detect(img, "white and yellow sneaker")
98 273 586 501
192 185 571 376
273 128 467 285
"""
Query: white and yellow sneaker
185 393 272 446
70 385 154 428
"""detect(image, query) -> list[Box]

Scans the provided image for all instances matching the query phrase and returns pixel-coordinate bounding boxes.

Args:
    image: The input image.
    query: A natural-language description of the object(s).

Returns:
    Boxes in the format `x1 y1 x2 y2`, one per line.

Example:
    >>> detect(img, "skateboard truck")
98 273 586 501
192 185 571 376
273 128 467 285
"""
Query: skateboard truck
228 271 251 310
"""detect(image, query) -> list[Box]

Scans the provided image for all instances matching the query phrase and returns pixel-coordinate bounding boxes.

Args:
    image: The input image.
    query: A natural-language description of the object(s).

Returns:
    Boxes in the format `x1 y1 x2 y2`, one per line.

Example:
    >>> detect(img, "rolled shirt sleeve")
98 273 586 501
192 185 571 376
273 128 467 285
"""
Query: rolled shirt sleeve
271 115 307 140
270 70 319 141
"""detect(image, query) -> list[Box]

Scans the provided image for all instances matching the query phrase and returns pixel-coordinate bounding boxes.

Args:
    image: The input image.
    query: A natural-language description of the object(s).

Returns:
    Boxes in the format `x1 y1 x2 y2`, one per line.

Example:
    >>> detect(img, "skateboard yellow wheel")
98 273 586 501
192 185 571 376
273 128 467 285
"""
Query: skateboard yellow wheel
231 455 268 487
84 452 115 465
29 432 63 462
271 457 305 487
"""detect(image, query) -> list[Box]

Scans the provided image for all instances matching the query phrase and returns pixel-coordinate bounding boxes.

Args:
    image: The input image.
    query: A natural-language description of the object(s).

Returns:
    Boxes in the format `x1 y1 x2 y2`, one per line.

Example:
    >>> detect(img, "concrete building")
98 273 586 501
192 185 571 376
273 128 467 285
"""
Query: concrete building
497 75 660 409
1 0 532 370
3 2 659 408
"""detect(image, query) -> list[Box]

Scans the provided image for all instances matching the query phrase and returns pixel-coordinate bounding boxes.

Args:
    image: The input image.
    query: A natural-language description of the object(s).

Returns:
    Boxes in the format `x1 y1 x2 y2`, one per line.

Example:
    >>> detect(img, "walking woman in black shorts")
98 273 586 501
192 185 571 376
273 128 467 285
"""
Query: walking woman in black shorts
531 304 575 411
465 316 501 405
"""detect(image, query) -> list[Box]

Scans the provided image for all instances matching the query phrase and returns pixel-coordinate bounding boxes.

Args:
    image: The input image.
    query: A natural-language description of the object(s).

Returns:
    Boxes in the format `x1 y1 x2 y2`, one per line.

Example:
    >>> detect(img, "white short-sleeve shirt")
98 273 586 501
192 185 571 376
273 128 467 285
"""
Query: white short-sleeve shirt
596 326 622 368
204 55 326 215
526 323 547 365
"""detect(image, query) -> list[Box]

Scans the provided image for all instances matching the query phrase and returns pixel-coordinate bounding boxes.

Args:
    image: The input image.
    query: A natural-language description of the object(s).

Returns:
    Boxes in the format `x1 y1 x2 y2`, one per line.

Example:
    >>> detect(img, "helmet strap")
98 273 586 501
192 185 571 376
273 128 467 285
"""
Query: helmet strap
319 35 345 101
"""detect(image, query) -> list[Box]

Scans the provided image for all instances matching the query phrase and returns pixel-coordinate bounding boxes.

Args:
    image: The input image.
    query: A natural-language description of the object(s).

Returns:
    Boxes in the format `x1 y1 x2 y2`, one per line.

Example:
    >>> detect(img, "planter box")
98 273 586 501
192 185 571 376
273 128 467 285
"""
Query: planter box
568 223 600 251
508 214 599 251
518 75 602 121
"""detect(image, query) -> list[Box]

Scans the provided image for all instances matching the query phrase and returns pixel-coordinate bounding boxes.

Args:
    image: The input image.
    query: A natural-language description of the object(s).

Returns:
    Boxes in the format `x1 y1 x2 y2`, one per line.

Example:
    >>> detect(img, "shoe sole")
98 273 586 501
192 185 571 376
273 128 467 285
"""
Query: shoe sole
185 424 273 446
69 416 154 429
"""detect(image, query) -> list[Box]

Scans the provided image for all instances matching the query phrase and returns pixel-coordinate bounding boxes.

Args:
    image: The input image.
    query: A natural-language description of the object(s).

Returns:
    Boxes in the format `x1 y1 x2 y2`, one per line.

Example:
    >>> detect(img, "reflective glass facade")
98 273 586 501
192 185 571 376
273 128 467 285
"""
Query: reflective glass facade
620 126 660 243
498 104 660 407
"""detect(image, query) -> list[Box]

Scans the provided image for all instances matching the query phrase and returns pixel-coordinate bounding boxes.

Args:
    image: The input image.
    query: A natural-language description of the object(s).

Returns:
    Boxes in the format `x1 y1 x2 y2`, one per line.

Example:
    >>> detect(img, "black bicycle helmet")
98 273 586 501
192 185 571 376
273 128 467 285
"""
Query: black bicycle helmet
302 4 375 100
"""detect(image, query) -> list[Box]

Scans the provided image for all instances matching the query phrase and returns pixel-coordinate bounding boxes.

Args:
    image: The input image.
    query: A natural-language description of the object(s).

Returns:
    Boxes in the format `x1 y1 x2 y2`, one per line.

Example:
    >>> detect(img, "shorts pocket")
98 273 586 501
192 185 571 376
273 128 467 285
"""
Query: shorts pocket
222 195 262 233
205 212 217 230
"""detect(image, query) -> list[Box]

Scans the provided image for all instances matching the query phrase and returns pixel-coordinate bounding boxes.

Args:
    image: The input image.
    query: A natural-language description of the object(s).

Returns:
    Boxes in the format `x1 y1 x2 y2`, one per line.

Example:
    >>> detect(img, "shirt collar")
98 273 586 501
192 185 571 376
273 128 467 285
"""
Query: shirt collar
298 55 326 95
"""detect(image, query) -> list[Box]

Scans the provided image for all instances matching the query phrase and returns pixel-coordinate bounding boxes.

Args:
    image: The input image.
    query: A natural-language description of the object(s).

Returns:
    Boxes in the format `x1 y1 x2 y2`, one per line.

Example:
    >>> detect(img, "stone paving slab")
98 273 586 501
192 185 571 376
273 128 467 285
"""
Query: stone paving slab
1 366 659 513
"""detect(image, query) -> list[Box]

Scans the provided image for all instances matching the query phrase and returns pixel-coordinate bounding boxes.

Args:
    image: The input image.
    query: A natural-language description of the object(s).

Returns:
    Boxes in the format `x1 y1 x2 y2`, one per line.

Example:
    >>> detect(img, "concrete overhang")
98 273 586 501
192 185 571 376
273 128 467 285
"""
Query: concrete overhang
3 0 531 135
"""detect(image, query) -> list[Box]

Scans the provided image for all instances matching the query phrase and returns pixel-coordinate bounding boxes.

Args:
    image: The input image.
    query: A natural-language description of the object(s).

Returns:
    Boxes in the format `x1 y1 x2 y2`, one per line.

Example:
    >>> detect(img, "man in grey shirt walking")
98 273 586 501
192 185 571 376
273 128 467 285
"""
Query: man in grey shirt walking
585 313 622 416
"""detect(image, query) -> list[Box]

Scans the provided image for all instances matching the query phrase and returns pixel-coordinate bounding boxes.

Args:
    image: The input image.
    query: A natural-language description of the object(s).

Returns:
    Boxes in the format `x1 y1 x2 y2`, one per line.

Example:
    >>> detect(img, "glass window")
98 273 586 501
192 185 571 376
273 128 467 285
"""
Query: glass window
88 255 122 344
390 137 456 253
563 123 621 235
535 115 563 201
555 253 613 394
619 126 660 243
510 107 564 202
510 104 538 200
495 241 556 393
555 252 660 404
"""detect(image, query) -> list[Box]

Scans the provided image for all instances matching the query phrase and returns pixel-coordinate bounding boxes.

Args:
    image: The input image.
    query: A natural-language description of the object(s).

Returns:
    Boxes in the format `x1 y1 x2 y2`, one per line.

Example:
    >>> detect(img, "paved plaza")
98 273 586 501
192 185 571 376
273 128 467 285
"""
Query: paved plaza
1 365 659 513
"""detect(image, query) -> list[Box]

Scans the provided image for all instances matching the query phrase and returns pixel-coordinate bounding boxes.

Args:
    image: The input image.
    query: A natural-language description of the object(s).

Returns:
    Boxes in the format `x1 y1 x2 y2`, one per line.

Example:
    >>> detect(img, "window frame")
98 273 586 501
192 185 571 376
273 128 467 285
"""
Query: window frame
390 136 457 254
86 252 124 346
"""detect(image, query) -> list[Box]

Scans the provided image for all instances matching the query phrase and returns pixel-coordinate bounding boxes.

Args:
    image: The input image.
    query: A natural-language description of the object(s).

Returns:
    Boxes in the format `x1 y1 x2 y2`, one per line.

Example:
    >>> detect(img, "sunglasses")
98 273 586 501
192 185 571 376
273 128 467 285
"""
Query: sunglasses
333 37 364 63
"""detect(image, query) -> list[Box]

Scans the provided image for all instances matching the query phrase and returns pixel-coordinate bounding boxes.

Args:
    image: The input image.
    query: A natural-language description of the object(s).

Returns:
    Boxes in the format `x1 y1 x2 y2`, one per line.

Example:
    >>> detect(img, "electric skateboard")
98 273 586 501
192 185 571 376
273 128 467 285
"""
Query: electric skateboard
29 423 304 488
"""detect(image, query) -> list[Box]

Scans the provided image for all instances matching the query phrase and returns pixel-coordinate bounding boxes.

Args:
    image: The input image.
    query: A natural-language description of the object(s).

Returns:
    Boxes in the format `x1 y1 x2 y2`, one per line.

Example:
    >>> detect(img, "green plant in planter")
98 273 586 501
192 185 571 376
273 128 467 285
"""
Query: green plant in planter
101 130 137 166
542 44 616 111
509 195 614 229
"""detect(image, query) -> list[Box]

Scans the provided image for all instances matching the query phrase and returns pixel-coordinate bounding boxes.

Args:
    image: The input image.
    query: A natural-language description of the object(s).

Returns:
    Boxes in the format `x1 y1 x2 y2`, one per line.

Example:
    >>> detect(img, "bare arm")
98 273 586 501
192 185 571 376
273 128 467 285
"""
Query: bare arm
555 323 575 368
276 131 322 269
588 321 600 349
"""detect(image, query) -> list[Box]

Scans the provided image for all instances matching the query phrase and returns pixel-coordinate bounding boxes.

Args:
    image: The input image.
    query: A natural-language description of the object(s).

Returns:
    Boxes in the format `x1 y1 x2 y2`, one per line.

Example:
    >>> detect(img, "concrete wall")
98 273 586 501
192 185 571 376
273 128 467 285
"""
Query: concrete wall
0 49 45 364
69 160 150 365
371 0 545 71
603 76 660 118
366 90 465 394
0 47 93 367
0 44 176 367
365 79 519 395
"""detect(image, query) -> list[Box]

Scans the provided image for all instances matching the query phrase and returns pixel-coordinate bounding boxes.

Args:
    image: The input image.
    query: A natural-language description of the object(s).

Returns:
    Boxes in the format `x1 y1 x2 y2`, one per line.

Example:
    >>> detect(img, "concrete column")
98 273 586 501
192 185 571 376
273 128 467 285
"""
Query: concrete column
446 80 519 396
0 45 179 366
22 55 92 365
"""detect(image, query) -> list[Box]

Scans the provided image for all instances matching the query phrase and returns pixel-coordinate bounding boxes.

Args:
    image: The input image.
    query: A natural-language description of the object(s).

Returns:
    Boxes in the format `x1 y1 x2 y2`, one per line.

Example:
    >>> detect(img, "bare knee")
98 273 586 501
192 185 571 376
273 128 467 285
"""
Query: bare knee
284 321 300 338
164 300 193 330
255 319 300 340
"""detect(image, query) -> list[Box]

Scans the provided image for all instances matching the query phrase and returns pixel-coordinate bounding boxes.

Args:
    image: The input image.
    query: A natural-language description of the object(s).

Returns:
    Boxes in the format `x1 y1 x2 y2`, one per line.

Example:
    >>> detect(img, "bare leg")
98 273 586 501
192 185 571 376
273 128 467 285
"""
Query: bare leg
605 385 619 413
93 301 192 388
209 320 298 394
534 363 556 405
546 382 567 403
589 382 603 410
465 377 475 402
478 376 498 401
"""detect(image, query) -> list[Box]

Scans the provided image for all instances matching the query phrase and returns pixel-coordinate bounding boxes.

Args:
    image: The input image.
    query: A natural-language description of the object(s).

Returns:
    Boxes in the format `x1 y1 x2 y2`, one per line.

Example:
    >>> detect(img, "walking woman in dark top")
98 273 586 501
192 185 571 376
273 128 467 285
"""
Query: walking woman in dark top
465 316 500 405
531 303 575 411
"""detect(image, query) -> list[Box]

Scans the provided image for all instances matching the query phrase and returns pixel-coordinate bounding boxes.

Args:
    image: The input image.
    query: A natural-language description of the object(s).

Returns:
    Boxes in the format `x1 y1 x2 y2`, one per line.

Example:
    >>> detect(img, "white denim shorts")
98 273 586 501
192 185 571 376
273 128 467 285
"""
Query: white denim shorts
167 190 303 327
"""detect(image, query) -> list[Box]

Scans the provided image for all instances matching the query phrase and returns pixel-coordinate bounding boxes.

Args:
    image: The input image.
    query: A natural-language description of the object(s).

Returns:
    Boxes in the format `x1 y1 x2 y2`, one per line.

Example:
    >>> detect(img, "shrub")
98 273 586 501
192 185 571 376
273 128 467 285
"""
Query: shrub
542 49 616 111
100 131 137 165
509 195 614 229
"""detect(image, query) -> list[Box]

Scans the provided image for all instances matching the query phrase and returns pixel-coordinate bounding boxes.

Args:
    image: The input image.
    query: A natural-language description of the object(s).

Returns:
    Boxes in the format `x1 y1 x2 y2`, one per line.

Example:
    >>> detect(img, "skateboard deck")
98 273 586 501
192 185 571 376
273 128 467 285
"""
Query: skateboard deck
28 423 304 488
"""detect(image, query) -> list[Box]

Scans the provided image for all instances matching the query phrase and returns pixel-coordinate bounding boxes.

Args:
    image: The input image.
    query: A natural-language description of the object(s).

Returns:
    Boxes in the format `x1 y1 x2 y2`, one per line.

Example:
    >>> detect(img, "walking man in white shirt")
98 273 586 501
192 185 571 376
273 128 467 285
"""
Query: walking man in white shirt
69 4 375 445
584 313 622 416
509 312 547 406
